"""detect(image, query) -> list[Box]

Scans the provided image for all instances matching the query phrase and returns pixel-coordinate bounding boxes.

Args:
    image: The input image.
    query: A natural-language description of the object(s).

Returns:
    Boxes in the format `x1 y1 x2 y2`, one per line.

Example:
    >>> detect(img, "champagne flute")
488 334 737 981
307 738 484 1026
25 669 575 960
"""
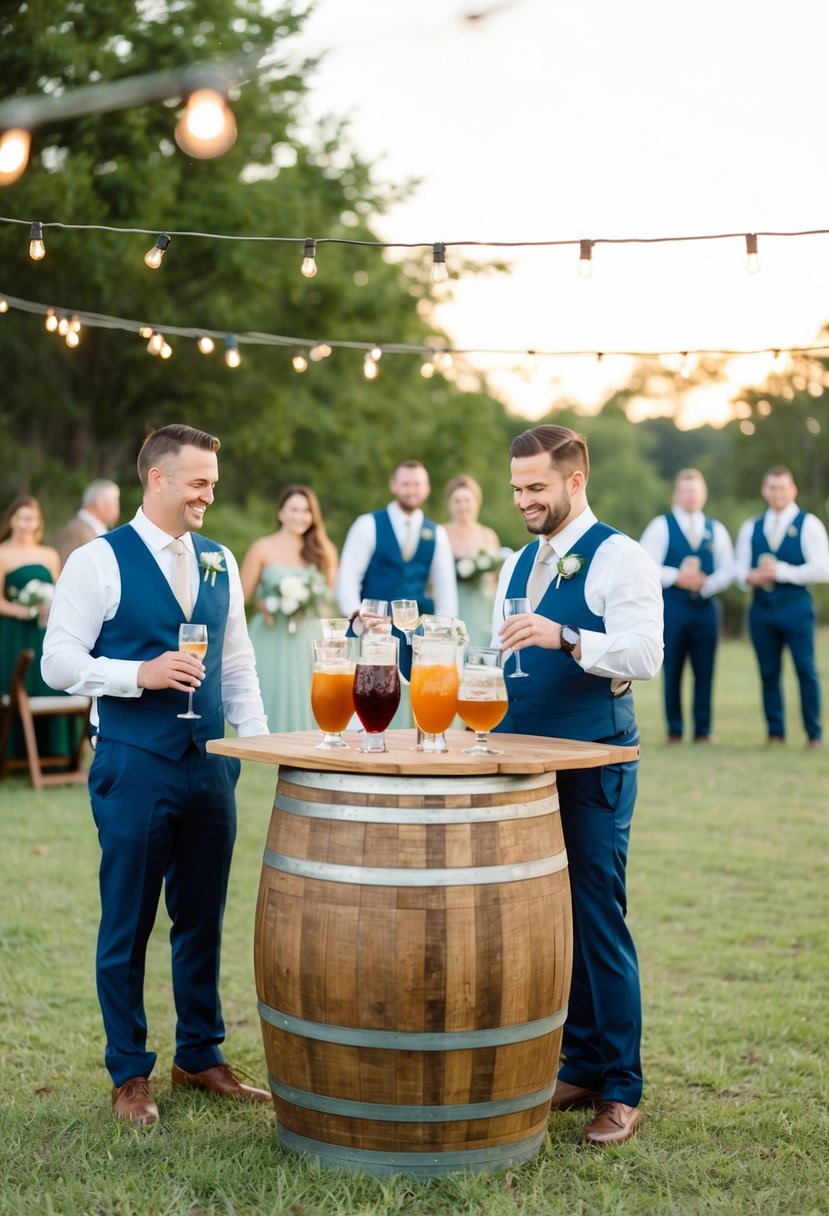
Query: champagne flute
391 598 419 643
458 648 508 755
177 623 208 719
504 597 531 678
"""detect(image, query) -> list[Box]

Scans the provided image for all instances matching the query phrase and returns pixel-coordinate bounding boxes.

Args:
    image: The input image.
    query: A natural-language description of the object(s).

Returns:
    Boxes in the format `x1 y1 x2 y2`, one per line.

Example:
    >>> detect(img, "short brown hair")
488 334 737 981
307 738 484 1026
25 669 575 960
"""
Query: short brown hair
137 424 220 488
674 468 706 488
762 465 794 484
444 474 483 508
509 425 589 479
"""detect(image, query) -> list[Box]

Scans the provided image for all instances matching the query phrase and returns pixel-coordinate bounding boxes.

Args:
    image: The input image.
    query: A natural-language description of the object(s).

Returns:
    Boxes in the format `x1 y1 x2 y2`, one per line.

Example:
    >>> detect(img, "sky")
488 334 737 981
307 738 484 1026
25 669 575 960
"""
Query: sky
286 0 829 426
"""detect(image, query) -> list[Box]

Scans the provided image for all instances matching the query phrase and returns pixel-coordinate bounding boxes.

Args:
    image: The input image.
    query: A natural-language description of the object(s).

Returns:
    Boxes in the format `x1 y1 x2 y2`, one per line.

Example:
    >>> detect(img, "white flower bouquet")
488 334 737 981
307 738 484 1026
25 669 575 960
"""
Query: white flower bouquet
455 547 510 586
11 578 55 621
262 568 329 633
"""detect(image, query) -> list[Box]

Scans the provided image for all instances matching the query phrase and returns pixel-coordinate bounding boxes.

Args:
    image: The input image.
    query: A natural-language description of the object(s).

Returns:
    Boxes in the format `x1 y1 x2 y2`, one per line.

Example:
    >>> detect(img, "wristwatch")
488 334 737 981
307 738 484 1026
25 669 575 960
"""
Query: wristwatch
560 625 580 656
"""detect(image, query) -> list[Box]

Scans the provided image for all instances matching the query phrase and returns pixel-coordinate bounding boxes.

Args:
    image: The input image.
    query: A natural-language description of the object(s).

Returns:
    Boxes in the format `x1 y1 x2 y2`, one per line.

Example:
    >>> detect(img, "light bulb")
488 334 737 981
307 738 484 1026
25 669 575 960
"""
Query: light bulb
301 238 317 278
144 233 171 269
292 351 309 373
577 239 593 280
0 128 31 185
420 357 435 379
434 348 453 372
370 345 383 362
0 297 8 314
70 314 81 334
45 308 58 332
197 335 215 355
430 241 448 284
745 233 760 274
29 221 45 261
65 329 80 348
225 336 241 368
147 331 164 356
175 88 237 159
58 316 69 336
160 341 173 360
138 325 154 338
309 340 328 362
363 355 379 380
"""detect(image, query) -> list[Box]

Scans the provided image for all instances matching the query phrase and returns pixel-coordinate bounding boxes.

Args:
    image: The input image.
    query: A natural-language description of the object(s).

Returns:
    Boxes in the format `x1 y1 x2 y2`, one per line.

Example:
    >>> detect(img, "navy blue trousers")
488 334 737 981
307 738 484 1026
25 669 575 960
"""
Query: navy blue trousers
88 738 240 1086
555 752 642 1106
749 597 821 741
662 596 719 738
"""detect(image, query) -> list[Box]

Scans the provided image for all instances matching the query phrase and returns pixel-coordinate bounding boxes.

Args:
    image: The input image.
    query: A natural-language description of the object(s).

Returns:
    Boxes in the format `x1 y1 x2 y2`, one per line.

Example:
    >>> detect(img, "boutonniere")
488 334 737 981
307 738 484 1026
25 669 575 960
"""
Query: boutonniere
555 552 585 589
198 551 226 586
420 527 435 541
787 526 798 538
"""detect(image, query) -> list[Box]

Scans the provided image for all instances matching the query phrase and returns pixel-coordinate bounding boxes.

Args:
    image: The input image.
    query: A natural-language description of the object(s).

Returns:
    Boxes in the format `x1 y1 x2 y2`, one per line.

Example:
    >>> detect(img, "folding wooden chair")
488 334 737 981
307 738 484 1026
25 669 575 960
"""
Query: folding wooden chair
0 649 92 790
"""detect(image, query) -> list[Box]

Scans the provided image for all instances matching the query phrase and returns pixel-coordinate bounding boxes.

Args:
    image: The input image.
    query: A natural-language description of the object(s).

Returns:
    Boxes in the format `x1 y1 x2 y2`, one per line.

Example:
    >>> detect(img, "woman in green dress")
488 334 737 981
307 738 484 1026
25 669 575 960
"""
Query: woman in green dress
0 495 68 760
444 475 504 647
240 485 339 732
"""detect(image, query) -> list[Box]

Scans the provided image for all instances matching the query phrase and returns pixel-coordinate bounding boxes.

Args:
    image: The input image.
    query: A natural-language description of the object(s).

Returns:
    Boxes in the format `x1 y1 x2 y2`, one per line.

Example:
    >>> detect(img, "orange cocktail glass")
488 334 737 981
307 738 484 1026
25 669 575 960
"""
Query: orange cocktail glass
458 648 508 755
410 663 460 733
311 639 357 749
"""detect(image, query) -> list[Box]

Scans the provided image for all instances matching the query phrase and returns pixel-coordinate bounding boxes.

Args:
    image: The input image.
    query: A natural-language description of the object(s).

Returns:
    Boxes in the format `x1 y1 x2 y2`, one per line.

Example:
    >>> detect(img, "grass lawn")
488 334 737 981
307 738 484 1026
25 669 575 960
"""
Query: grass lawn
0 634 827 1215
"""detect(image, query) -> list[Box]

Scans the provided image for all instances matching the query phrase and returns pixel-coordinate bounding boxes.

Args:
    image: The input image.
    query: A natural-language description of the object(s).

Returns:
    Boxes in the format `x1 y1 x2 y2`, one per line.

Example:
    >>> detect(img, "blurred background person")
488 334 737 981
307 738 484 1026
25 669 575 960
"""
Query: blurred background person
0 495 75 761
55 479 121 565
444 474 504 647
639 469 734 743
240 484 338 733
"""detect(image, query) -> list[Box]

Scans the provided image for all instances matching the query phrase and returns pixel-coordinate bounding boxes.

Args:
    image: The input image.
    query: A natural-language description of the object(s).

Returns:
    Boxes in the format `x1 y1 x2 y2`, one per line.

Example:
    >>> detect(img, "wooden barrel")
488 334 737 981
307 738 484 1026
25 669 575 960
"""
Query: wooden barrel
254 765 572 1177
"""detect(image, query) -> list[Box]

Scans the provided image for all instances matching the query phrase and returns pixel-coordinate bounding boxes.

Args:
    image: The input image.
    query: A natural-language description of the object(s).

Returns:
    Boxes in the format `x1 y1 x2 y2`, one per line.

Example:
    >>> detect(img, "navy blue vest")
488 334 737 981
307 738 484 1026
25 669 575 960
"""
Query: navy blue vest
93 526 230 759
750 511 810 609
494 522 636 744
361 509 437 615
663 513 715 609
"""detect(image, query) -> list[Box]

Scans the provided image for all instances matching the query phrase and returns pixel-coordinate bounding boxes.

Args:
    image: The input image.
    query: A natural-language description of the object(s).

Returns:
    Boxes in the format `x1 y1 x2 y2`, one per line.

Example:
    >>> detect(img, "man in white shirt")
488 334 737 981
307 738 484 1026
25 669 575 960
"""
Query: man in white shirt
55 479 121 566
639 469 734 743
734 465 829 746
42 424 270 1125
491 424 662 1146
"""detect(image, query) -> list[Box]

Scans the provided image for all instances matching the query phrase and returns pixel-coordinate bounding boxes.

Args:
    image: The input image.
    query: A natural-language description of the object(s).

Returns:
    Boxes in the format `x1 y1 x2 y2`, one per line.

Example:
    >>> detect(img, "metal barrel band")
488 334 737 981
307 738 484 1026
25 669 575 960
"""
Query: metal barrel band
258 999 567 1049
278 767 556 797
270 1075 558 1122
274 789 559 825
262 847 568 887
277 1125 548 1177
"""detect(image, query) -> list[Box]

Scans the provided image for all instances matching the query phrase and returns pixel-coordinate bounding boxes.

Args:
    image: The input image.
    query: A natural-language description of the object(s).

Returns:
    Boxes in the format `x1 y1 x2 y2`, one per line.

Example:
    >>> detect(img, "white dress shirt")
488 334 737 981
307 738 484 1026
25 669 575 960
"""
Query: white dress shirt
41 507 268 735
491 507 664 682
336 501 458 618
638 508 735 598
734 503 829 589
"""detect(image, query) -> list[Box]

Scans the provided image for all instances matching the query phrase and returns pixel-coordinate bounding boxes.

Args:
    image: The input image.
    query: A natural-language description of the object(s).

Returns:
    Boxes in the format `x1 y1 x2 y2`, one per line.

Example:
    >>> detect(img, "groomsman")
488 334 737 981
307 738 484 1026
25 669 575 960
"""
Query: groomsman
639 469 734 743
55 479 121 565
43 425 270 1124
735 465 829 746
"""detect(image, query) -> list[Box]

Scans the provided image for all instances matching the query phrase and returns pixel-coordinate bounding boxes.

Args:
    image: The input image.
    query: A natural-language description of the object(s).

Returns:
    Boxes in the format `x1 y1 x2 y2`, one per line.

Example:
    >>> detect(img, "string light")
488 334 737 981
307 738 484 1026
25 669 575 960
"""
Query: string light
420 356 435 378
147 330 164 355
310 340 332 361
0 296 7 313
434 348 453 372
28 221 45 261
291 350 309 372
430 242 448 285
138 325 154 338
301 238 317 278
174 88 237 160
0 128 30 186
69 314 81 334
225 334 241 368
65 327 80 348
57 315 69 336
363 353 379 379
577 239 594 279
745 233 760 274
369 344 383 361
159 340 173 359
144 233 171 269
197 335 215 354
45 307 57 331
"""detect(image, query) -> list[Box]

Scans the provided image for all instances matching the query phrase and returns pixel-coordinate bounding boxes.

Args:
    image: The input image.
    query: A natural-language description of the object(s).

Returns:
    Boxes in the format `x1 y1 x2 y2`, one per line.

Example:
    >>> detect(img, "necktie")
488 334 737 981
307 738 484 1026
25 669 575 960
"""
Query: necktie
688 517 702 549
401 518 418 561
167 538 193 620
769 514 785 551
526 541 554 609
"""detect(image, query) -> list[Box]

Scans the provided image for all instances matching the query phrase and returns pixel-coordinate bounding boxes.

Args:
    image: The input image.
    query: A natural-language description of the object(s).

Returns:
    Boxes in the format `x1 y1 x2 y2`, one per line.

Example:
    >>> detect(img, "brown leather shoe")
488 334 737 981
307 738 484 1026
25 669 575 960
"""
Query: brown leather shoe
112 1077 158 1125
584 1100 641 1144
171 1062 271 1105
549 1079 602 1110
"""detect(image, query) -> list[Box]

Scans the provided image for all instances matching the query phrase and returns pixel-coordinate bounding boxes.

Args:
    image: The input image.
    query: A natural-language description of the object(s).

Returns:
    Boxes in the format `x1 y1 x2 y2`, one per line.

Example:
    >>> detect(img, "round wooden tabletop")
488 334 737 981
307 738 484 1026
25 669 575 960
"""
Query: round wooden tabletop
207 729 640 775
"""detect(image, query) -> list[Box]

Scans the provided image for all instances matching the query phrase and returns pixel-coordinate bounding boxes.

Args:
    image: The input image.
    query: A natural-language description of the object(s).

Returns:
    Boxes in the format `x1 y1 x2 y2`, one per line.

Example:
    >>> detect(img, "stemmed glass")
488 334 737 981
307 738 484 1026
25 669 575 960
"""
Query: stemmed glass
391 599 419 644
177 623 208 719
352 634 401 752
311 638 357 748
458 648 508 755
503 597 531 678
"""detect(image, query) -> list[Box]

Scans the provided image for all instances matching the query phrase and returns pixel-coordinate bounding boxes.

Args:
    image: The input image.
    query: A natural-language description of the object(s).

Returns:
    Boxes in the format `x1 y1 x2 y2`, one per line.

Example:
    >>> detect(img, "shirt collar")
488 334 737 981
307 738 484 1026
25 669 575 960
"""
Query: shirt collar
672 506 704 527
130 506 195 554
765 502 798 529
387 501 424 528
545 506 596 557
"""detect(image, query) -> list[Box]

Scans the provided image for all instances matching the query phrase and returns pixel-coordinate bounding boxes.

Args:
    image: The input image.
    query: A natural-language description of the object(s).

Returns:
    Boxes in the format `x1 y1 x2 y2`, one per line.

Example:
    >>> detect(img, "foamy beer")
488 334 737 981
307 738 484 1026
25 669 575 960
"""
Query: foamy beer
458 647 509 755
311 638 357 749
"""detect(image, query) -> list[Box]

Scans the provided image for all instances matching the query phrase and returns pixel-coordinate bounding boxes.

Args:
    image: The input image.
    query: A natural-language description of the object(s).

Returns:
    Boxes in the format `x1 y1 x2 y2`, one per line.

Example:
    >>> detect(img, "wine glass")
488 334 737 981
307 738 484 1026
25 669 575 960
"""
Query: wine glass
458 648 508 755
177 623 208 719
503 597 531 678
410 633 459 753
391 599 420 643
311 638 357 748
352 634 400 752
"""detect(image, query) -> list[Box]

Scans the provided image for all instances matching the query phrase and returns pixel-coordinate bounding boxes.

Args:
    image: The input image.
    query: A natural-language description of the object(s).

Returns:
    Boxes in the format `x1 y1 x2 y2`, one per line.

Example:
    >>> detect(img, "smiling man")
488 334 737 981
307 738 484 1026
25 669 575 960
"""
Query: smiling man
491 424 663 1145
42 424 269 1125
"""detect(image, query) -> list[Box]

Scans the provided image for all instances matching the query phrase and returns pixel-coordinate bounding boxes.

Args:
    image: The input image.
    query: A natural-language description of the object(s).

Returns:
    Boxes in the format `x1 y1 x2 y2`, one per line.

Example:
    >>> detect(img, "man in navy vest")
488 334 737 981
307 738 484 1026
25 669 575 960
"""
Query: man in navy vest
639 469 734 743
43 424 270 1125
336 459 457 681
493 425 663 1145
735 465 829 747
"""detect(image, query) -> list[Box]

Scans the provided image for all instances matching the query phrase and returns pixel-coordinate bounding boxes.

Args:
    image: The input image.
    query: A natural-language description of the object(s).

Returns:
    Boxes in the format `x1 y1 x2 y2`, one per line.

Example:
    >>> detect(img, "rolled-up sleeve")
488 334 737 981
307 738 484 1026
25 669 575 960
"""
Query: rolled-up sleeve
579 537 664 681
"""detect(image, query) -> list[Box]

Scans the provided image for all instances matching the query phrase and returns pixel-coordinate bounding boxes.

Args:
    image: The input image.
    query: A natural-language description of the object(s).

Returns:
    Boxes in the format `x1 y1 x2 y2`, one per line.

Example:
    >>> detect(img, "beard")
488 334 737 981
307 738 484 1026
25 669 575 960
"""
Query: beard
523 488 572 536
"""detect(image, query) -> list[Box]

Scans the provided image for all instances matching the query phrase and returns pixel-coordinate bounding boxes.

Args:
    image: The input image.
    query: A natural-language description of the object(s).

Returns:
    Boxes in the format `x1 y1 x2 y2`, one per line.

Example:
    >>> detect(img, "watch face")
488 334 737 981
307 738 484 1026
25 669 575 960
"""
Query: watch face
562 626 579 651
